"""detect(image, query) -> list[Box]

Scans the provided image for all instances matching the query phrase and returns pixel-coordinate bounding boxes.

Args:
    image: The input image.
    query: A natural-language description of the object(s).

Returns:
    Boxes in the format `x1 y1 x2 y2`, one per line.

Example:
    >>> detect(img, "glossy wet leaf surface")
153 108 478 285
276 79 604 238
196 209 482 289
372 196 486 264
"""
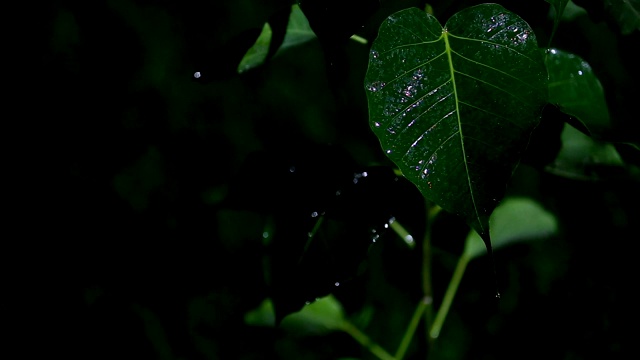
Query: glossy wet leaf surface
546 48 611 139
365 5 547 241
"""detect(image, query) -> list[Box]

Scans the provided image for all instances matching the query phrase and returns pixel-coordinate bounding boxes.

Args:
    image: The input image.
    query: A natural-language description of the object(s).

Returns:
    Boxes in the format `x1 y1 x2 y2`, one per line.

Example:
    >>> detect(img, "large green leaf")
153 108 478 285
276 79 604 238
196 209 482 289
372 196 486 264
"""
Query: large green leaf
365 5 547 242
546 48 611 138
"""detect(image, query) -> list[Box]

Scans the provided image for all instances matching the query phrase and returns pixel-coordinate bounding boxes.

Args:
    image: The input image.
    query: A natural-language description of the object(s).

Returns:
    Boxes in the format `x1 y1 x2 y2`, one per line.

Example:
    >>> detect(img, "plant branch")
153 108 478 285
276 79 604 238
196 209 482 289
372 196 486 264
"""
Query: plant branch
423 203 440 346
395 296 431 360
341 321 396 360
389 218 415 248
429 253 470 340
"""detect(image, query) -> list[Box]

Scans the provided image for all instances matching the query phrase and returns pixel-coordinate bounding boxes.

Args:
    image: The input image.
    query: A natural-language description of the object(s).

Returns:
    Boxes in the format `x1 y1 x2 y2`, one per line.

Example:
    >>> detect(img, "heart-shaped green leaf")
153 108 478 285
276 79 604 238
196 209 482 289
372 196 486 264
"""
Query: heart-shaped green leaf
365 5 547 242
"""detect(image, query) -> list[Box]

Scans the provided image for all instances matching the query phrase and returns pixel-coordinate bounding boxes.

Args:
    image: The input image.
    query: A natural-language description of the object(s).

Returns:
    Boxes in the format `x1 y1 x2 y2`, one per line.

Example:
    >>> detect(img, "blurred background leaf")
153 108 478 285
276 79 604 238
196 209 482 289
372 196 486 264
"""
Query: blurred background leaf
545 48 612 139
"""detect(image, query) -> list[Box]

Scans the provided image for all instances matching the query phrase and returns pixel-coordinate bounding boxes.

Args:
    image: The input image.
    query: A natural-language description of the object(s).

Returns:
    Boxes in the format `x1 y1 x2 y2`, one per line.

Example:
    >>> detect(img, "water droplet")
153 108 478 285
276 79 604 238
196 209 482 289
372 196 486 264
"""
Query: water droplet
335 190 341 196
193 71 201 79
496 291 501 299
366 81 386 93
289 166 296 173
412 69 424 81
577 70 583 75
371 50 379 59
307 232 313 237
550 48 557 55
404 234 414 244
262 232 269 238
374 122 381 127
362 171 368 177
305 301 311 305
384 223 389 229
386 149 392 154
334 282 340 287
311 211 319 218
428 181 432 189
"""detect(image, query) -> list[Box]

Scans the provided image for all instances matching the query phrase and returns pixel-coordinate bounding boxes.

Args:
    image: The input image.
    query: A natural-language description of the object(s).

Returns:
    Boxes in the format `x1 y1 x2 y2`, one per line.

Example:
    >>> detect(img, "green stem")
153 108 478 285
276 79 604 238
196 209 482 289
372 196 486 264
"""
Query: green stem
429 254 470 340
341 321 396 360
350 34 368 44
395 296 430 360
423 204 440 346
389 218 415 248
298 215 324 265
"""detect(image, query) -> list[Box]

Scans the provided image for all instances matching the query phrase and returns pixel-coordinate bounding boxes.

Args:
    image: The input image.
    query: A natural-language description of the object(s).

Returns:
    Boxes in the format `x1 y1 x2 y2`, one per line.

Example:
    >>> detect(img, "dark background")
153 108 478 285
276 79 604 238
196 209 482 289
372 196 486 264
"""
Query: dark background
29 0 639 359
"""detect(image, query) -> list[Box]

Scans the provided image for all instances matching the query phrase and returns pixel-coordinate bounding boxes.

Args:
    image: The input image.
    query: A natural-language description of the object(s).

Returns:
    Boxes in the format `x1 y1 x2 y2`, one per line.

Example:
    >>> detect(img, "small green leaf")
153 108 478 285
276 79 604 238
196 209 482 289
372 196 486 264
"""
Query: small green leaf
546 48 611 138
278 4 316 51
237 5 316 73
545 0 570 43
365 5 547 244
237 22 273 74
464 197 558 259
559 0 587 21
546 123 625 180
279 295 346 336
244 298 276 327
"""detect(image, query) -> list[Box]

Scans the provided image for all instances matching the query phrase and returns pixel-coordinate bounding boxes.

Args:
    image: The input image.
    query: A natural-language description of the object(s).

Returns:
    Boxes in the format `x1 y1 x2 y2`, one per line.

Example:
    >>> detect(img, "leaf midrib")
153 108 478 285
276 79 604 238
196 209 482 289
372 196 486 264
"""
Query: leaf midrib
443 30 484 234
